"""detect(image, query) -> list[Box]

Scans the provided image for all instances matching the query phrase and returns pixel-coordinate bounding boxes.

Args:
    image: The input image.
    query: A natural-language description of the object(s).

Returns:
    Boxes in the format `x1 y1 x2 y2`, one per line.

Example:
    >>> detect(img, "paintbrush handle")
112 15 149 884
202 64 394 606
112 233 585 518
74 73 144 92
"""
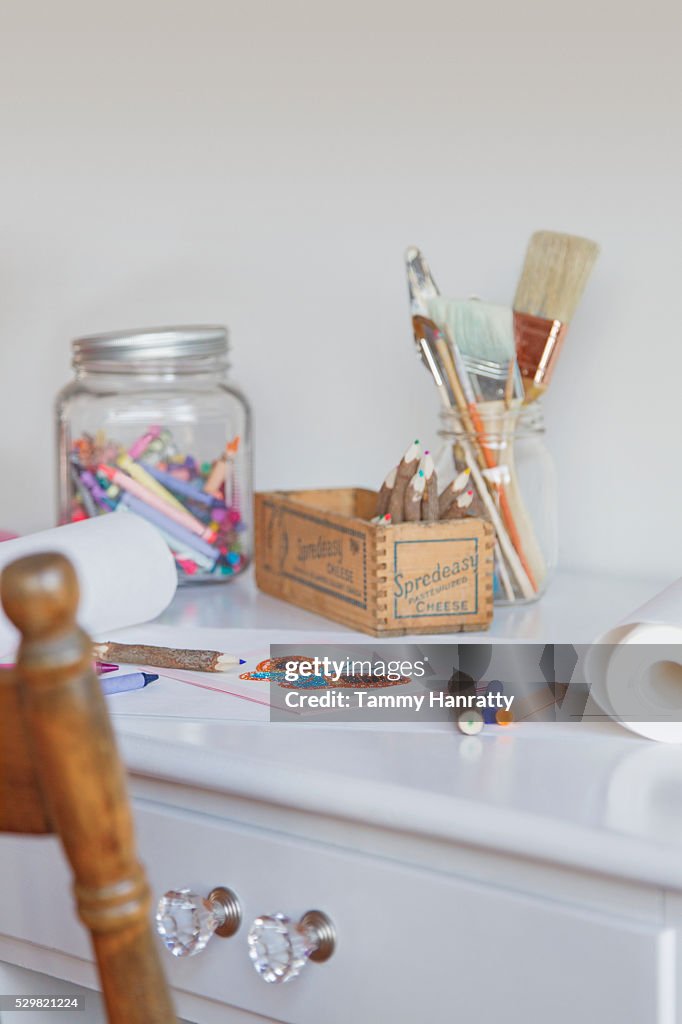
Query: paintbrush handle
459 440 535 600
434 336 535 595
480 398 547 589
415 320 532 598
466 403 538 591
494 540 515 602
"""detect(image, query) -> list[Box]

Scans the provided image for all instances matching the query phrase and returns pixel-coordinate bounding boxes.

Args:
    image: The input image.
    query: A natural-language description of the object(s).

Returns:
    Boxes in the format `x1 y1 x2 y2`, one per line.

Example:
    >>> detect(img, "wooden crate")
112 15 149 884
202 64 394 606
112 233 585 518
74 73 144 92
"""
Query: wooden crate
254 488 494 636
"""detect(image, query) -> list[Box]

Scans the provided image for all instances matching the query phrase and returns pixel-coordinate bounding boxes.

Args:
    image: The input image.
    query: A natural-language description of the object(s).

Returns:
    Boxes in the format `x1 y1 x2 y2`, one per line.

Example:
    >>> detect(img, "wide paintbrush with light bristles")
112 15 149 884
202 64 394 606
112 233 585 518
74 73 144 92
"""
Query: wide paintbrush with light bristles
513 230 600 402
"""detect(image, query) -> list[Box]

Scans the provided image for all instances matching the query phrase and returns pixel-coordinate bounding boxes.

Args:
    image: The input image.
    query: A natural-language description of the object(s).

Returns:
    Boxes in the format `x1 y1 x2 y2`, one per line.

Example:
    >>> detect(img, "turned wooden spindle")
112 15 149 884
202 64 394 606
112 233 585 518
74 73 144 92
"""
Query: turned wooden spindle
0 553 177 1024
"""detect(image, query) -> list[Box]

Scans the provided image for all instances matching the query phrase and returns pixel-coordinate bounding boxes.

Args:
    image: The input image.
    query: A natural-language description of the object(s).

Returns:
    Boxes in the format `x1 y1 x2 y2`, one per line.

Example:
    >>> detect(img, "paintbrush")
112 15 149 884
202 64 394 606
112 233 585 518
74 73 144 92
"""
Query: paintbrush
513 230 600 402
405 248 456 408
476 397 548 589
405 246 439 314
428 297 546 586
406 249 535 598
410 311 534 598
438 317 539 592
429 298 523 402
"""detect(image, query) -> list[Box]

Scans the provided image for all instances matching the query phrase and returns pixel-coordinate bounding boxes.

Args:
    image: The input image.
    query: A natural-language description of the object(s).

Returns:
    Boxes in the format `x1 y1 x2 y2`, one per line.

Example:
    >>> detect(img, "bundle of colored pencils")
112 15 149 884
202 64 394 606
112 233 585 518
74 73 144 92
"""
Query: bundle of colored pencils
374 440 482 526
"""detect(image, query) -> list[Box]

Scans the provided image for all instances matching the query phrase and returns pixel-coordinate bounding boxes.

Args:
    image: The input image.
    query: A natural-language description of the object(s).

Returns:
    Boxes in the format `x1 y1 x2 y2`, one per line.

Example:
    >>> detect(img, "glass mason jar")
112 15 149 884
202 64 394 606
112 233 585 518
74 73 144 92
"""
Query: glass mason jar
439 402 557 605
56 325 252 585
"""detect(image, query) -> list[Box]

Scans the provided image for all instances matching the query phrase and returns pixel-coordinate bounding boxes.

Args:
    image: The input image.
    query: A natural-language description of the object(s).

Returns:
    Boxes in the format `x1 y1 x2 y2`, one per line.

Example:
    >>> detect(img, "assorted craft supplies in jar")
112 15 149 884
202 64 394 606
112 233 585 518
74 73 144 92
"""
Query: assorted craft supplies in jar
56 326 252 584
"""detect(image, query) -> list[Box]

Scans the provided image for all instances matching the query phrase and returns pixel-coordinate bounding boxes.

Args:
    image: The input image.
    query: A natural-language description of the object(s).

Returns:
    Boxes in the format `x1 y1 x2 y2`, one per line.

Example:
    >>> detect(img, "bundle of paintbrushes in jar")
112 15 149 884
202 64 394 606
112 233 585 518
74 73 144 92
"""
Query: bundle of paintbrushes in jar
405 232 600 603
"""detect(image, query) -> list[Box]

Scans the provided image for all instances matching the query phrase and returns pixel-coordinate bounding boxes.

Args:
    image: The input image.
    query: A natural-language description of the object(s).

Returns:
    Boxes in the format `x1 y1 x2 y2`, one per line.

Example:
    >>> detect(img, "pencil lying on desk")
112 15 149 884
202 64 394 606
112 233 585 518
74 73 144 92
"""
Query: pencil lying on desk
92 641 246 673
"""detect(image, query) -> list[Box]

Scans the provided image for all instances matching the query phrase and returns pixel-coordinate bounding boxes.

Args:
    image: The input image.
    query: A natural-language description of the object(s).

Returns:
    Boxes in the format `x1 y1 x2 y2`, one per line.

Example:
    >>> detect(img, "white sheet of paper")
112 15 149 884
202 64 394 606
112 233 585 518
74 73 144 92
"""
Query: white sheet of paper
101 625 438 726
0 515 177 657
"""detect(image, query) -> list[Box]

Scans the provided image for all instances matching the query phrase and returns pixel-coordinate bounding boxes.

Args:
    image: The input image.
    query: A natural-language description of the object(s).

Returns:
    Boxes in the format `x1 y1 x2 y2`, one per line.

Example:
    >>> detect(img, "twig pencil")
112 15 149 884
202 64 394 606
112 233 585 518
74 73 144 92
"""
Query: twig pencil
92 642 246 673
387 440 421 525
404 470 425 522
438 468 471 517
420 451 439 521
376 466 397 517
441 488 473 519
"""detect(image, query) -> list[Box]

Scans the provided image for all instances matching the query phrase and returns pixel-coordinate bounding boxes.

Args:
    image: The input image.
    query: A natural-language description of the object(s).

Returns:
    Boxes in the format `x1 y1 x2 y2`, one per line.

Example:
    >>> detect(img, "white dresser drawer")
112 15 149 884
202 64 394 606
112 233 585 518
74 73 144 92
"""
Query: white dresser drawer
0 802 675 1024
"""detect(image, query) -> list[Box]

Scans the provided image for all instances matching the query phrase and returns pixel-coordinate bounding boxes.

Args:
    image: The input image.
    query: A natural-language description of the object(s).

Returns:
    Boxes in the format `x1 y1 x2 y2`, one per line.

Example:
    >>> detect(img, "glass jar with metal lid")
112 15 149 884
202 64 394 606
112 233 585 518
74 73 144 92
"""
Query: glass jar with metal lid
56 325 252 584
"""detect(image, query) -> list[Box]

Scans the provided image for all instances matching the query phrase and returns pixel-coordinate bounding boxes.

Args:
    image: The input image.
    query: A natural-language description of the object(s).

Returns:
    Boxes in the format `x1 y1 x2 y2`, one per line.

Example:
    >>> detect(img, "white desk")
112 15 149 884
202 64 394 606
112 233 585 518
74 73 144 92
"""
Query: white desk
1 570 681 1024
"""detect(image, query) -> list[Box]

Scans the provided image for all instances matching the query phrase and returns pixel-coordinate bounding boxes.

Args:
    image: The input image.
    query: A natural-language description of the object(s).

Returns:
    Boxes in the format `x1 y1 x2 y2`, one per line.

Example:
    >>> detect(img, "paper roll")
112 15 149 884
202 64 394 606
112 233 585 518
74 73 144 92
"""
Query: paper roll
0 514 177 655
586 578 682 742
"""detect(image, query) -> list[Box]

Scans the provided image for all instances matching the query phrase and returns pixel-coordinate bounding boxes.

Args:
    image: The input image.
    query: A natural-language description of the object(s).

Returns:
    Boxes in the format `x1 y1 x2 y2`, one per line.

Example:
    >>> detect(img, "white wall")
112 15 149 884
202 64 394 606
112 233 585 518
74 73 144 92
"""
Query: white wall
0 0 679 580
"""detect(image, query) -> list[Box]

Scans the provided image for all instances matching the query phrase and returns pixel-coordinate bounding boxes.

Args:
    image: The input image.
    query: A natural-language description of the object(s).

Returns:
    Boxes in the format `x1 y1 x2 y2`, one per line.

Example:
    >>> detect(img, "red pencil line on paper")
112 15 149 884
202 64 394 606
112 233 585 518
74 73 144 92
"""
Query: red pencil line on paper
160 670 297 713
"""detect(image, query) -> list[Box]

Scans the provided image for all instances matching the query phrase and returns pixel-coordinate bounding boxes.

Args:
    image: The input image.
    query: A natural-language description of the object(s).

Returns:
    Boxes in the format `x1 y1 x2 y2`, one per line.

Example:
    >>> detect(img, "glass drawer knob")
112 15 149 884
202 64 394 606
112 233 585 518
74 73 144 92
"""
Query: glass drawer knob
155 887 241 957
247 910 336 984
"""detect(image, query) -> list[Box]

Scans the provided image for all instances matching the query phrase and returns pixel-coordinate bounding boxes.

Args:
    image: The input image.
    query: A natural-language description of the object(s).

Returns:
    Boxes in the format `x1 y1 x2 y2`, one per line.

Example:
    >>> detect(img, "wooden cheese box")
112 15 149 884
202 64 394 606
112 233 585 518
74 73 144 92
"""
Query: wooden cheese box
254 488 495 636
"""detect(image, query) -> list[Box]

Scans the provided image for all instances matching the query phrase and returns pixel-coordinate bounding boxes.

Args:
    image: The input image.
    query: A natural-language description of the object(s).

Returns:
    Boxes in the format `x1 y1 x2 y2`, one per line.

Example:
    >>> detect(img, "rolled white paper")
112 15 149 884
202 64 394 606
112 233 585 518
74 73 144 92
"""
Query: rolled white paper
587 578 682 742
0 514 177 655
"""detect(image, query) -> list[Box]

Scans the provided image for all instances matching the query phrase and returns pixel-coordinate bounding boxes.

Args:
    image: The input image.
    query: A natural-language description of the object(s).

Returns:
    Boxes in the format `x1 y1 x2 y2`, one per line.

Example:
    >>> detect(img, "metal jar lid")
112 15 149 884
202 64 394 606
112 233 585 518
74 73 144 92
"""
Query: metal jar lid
72 325 228 366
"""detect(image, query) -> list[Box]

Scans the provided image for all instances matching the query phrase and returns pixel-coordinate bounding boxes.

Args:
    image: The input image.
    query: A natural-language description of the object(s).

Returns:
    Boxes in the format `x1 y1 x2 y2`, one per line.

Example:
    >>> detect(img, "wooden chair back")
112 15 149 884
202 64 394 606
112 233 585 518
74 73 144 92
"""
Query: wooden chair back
0 551 177 1024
